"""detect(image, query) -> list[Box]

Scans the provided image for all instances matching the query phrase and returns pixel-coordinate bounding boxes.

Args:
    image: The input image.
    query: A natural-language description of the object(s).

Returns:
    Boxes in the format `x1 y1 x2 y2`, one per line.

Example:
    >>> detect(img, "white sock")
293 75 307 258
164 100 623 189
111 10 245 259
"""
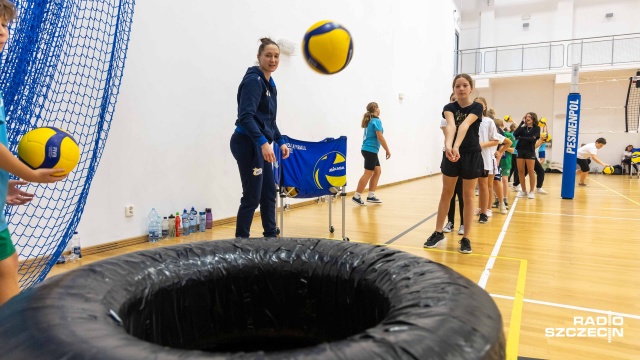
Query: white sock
355 192 362 199
369 192 375 198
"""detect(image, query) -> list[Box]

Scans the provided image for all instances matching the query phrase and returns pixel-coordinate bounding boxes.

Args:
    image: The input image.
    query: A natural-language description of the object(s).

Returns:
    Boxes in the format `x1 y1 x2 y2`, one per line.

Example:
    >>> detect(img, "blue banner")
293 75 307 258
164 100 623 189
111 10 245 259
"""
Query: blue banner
274 135 347 198
561 93 581 199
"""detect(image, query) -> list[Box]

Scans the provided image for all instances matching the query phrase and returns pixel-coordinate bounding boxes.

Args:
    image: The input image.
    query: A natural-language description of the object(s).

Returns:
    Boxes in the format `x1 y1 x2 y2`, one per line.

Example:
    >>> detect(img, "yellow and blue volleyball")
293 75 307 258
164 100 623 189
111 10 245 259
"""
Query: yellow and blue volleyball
603 166 614 175
541 132 552 142
18 127 80 176
631 151 640 164
313 151 347 189
302 20 353 75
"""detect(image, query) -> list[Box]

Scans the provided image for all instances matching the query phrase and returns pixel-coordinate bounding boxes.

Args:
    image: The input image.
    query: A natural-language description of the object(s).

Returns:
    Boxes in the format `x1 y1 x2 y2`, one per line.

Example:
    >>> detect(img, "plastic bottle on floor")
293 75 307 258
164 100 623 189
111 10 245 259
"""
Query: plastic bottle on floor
182 209 190 236
205 208 213 229
148 208 161 243
199 212 206 232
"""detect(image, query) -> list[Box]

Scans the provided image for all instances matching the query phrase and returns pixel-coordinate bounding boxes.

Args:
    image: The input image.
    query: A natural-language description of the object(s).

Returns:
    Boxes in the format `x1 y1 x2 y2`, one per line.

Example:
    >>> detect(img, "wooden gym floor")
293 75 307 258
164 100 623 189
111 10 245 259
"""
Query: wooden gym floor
48 173 640 359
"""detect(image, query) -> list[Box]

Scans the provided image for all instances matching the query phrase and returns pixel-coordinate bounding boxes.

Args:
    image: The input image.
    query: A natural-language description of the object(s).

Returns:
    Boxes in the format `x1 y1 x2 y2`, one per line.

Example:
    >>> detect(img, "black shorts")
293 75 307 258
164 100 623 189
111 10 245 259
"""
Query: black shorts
441 151 483 180
517 150 536 160
577 158 591 172
362 150 380 171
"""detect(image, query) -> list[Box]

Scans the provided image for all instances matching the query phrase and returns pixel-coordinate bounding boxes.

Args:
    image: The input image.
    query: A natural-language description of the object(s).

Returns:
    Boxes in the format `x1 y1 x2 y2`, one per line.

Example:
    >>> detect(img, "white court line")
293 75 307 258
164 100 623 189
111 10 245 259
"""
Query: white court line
513 211 640 221
477 197 519 289
491 294 640 320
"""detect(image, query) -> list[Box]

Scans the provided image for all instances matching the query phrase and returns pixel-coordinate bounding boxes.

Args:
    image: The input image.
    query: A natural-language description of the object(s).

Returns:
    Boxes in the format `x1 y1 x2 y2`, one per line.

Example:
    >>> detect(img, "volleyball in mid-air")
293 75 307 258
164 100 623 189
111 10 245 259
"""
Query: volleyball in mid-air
302 20 353 75
541 132 552 142
18 127 80 177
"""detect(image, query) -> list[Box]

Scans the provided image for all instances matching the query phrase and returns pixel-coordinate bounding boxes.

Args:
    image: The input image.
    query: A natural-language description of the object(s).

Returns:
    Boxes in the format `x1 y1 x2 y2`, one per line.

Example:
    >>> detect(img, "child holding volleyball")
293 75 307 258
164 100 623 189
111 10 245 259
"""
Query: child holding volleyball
424 74 483 254
230 38 289 238
352 102 390 205
0 0 68 307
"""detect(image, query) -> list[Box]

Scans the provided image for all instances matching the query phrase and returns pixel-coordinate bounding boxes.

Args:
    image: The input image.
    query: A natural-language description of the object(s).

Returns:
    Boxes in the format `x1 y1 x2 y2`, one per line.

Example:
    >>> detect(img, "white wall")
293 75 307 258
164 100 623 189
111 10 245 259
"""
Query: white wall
76 1 460 247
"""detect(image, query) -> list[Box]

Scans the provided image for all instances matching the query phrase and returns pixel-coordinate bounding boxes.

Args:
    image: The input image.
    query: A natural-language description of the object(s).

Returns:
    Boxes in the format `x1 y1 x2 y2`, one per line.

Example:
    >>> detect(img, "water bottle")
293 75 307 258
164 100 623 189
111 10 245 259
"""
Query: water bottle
168 214 176 237
175 212 181 237
199 212 206 232
205 208 213 229
148 208 161 243
182 209 190 236
189 207 197 234
71 232 82 259
161 217 169 239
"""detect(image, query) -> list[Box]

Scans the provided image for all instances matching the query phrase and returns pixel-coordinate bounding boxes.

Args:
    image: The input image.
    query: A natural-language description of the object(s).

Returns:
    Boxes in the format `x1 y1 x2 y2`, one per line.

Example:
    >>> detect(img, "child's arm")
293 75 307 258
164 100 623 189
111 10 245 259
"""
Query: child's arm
591 154 609 167
481 140 499 148
376 131 391 159
443 111 457 160
6 180 34 205
0 144 65 183
452 114 479 149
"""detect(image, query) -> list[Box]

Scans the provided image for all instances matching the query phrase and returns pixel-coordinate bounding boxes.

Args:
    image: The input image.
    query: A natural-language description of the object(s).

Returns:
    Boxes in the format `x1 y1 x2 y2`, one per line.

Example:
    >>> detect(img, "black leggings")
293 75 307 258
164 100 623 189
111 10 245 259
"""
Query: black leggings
447 177 464 226
513 158 545 188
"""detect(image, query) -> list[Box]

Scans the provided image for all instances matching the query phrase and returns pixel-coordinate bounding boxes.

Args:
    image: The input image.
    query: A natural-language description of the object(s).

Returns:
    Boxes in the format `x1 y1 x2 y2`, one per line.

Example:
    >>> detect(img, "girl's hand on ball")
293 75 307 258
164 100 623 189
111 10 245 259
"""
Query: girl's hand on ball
31 168 67 183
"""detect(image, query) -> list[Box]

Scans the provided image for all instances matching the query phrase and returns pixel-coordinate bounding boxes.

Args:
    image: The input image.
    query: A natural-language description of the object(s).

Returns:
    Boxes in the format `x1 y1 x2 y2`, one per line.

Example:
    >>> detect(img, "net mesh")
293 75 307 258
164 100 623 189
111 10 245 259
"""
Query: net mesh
0 0 135 289
626 75 640 132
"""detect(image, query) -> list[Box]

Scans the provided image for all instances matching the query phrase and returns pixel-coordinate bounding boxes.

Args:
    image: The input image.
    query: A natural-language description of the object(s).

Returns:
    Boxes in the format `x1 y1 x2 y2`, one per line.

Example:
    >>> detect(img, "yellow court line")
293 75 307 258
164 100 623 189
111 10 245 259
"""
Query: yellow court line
506 258 527 360
590 178 640 206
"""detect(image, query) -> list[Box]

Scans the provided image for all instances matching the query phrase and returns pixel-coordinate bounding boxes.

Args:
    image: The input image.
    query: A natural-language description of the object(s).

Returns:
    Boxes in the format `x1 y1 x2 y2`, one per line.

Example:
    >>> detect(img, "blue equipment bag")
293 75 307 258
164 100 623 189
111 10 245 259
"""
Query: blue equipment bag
275 135 347 198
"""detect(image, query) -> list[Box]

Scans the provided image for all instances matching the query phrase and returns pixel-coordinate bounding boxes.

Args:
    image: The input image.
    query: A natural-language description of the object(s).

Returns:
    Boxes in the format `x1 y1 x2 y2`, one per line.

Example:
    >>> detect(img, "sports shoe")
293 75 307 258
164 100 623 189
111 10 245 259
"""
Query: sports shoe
492 198 499 208
504 199 509 209
512 184 521 192
478 213 488 224
474 207 481 215
578 183 588 187
366 196 382 203
459 238 472 253
424 231 445 248
535 188 548 195
528 192 535 199
516 191 528 198
458 225 464 235
486 209 493 217
499 202 508 214
443 222 454 233
352 196 366 206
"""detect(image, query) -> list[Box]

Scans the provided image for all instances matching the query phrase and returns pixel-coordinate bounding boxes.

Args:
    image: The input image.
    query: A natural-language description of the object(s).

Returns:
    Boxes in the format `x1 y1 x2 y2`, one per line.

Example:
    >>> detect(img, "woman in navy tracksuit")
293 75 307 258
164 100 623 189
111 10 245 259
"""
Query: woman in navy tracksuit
230 38 290 238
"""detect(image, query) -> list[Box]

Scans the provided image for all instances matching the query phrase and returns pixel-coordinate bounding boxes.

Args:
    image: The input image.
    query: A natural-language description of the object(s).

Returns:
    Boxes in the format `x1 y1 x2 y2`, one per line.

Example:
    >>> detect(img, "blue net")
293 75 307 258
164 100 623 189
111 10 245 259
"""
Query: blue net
0 0 135 289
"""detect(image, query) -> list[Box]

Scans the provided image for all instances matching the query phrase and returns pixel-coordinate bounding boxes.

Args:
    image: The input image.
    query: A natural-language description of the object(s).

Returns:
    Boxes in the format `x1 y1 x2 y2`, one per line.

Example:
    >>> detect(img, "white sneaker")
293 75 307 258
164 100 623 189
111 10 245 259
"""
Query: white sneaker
512 184 522 192
443 221 454 233
474 207 481 215
516 191 528 198
528 192 536 199
499 202 508 214
486 209 493 217
535 188 548 195
458 225 464 235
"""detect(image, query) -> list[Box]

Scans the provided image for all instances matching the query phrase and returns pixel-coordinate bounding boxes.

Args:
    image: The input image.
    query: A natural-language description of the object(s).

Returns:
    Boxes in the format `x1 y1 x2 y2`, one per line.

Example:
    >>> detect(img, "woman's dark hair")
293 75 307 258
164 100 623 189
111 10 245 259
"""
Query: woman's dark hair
258 37 279 56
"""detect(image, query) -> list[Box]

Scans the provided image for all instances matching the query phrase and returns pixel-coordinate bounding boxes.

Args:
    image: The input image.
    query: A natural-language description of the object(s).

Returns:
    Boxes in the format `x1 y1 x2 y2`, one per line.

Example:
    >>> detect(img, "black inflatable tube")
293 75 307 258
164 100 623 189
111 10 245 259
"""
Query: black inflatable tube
0 238 505 359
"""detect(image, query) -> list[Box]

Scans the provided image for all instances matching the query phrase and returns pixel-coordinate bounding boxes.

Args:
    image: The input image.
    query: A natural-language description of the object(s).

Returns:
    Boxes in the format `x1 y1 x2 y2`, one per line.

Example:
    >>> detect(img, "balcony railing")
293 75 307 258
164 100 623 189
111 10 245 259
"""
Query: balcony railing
457 33 640 75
